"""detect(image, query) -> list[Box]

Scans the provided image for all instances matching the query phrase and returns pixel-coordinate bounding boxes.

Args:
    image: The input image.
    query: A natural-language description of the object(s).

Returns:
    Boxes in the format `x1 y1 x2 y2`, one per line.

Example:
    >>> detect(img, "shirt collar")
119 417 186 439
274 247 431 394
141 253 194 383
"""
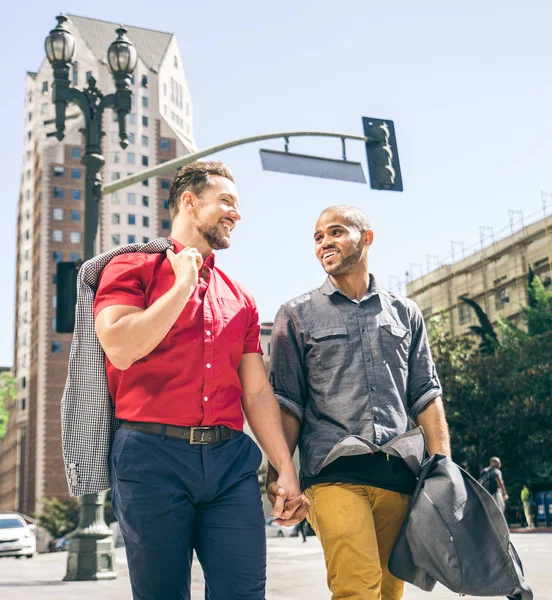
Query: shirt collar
320 274 388 301
167 236 215 269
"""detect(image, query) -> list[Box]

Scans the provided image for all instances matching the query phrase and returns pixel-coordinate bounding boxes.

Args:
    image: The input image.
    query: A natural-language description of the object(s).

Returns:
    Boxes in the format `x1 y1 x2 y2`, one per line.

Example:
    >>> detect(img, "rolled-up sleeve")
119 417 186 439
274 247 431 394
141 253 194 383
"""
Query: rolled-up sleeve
406 300 443 420
269 305 307 423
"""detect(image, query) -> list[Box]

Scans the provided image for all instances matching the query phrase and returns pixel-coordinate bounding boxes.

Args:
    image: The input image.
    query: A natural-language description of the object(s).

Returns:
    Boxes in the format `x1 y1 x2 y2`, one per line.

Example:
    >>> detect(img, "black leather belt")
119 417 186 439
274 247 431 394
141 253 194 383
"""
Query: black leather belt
121 420 239 444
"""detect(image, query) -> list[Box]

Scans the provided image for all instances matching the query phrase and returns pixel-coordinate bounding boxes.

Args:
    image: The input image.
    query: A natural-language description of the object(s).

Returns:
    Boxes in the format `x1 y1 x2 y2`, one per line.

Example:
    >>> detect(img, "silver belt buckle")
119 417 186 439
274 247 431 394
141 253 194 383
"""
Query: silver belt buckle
190 427 213 444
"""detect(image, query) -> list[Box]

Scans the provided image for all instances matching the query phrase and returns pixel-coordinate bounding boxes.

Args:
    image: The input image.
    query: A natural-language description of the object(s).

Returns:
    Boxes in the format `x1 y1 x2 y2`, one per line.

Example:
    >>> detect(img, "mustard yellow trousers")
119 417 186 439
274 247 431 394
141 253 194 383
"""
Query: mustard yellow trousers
305 483 410 600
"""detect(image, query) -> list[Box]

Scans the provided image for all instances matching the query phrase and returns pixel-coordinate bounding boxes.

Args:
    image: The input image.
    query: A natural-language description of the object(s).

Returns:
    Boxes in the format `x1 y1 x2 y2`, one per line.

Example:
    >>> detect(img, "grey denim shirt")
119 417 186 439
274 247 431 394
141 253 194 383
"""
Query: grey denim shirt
269 276 442 481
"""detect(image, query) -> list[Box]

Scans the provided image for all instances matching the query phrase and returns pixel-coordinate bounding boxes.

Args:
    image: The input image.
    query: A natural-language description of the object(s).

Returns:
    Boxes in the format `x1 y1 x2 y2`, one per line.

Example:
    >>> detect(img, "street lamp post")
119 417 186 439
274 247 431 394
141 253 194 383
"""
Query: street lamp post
45 14 137 581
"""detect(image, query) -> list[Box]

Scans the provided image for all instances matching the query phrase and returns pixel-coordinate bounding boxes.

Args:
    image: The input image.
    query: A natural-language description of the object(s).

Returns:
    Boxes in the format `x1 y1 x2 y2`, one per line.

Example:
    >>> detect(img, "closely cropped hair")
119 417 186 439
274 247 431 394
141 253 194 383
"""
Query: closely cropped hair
322 205 371 233
168 161 234 218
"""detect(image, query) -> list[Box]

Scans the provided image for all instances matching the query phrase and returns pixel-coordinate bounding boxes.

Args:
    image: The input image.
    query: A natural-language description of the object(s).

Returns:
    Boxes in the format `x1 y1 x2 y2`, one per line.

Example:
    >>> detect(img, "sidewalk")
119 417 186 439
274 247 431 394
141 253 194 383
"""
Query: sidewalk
0 534 550 599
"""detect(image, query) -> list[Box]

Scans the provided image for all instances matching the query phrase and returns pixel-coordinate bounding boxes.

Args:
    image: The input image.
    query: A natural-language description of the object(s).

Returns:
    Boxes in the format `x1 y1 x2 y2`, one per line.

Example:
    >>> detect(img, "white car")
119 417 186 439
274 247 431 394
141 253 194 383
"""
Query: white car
0 513 36 559
265 517 298 538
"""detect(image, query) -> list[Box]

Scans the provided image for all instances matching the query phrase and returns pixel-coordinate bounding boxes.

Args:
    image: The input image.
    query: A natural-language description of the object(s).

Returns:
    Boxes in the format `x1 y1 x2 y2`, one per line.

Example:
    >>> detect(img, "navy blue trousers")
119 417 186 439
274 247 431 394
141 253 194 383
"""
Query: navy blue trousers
110 428 266 600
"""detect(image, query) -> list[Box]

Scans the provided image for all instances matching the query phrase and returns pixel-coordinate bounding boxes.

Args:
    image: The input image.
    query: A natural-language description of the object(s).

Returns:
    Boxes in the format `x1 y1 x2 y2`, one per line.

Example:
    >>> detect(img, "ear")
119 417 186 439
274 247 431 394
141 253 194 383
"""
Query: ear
364 229 374 248
181 190 195 213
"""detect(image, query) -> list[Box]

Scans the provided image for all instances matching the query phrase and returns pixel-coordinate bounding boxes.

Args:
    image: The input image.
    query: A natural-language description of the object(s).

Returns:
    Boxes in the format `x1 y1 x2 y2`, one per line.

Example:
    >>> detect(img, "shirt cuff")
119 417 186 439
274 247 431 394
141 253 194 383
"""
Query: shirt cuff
275 393 304 424
408 388 442 421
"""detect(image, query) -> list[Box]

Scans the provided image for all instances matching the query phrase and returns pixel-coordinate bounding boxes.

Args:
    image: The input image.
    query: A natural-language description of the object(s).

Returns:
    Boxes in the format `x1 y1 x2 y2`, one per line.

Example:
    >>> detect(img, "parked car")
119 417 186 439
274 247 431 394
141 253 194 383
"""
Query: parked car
265 517 298 538
0 513 36 559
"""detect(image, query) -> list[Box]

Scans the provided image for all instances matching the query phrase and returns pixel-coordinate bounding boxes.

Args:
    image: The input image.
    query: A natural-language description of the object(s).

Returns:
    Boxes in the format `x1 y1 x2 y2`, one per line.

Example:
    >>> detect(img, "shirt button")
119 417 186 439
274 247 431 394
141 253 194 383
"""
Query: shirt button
204 396 208 402
366 357 372 363
206 330 211 336
206 363 211 369
370 386 376 392
374 416 379 422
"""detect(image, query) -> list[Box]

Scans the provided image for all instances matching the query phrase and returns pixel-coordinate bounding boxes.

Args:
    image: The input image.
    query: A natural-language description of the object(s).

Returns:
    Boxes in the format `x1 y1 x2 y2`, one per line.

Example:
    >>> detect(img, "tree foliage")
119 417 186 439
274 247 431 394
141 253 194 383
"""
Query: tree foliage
429 275 552 494
37 497 79 539
0 372 16 439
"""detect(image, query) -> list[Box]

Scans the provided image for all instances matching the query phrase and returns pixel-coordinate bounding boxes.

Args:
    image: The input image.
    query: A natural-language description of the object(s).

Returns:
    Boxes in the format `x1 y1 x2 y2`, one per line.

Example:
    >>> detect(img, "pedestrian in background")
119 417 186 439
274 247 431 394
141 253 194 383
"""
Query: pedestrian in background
521 484 535 528
479 457 509 513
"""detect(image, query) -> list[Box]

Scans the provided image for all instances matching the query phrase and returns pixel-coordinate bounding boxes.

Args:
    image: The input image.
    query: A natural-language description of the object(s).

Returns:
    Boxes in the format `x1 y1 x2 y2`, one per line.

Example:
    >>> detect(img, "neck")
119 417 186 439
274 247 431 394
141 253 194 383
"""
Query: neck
329 262 371 301
170 221 212 260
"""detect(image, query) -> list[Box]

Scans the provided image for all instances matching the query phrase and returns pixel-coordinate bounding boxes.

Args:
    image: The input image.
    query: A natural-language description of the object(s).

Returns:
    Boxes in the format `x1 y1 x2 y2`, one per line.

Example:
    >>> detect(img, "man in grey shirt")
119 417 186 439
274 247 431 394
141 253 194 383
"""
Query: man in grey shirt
267 205 451 600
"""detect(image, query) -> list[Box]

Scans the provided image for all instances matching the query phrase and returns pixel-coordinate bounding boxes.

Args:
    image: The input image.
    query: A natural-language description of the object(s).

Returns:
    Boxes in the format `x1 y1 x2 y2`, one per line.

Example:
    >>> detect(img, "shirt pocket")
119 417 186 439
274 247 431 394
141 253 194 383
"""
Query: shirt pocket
308 325 351 383
217 297 248 342
380 322 409 370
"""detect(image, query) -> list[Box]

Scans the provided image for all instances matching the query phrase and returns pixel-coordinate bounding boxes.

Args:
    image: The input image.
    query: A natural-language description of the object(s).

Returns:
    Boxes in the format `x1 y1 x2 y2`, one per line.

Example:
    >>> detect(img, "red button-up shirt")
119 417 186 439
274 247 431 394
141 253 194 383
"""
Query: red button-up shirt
93 238 262 430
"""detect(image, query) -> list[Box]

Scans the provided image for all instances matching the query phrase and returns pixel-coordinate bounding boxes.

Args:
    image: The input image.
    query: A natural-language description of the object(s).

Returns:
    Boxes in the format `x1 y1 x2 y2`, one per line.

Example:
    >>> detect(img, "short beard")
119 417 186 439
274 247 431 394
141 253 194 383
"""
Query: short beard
198 222 230 250
323 240 363 276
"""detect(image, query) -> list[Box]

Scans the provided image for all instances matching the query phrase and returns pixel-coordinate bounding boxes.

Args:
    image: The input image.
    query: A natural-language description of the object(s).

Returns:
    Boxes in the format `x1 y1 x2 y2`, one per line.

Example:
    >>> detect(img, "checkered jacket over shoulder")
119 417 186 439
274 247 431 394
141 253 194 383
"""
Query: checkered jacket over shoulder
61 238 172 496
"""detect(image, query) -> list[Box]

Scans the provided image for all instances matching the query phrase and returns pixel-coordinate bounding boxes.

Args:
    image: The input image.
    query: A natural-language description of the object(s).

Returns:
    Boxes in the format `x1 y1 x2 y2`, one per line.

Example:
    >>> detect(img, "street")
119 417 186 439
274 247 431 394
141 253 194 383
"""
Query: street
0 533 549 599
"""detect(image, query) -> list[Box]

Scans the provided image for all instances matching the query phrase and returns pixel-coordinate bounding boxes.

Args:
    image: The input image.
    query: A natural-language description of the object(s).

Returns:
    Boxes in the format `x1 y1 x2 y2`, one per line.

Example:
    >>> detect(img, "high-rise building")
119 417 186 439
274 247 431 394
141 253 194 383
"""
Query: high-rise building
407 215 552 336
0 15 195 514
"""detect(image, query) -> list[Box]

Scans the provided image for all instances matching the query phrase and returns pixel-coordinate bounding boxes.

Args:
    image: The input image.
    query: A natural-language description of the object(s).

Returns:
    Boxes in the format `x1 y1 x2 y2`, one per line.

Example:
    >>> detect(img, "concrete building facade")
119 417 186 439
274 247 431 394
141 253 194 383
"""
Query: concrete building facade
407 215 552 336
0 15 195 514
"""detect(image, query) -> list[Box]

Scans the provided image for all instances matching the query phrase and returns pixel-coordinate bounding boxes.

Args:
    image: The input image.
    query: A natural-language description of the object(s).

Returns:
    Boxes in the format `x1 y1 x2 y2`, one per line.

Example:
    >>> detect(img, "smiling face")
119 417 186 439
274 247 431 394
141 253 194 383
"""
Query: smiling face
314 208 373 276
192 175 241 250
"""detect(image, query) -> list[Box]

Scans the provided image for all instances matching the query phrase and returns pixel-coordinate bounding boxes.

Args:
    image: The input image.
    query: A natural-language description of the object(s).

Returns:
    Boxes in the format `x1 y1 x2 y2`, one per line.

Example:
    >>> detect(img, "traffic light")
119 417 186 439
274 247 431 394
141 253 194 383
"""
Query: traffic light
362 117 403 192
56 262 79 333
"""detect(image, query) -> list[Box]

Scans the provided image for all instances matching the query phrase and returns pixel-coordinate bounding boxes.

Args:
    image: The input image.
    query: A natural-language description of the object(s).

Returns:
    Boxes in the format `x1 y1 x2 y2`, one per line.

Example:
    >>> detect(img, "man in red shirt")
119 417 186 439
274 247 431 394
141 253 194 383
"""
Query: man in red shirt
94 161 306 600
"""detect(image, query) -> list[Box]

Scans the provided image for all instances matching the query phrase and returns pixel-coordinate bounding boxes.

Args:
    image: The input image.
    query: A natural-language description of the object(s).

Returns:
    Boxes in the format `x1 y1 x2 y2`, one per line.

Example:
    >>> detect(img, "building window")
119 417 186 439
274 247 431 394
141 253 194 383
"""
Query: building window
72 62 78 86
142 96 148 108
161 179 170 189
142 216 149 227
53 251 63 262
70 252 80 262
53 208 64 221
112 234 120 247
27 131 32 141
52 318 57 331
110 132 118 143
160 139 169 151
53 230 63 242
142 196 149 207
162 199 169 210
70 232 81 244
128 234 136 244
112 152 120 163
128 132 135 143
422 307 433 320
164 105 167 115
142 116 148 127
161 219 170 230
142 156 149 166
142 135 148 147
141 74 148 88
53 166 64 177
111 173 121 181
128 153 136 164
128 214 136 225
41 103 48 114
495 288 509 310
52 296 57 308
71 168 81 179
71 210 81 222
20 376 27 389
127 193 136 205
130 74 135 85
112 214 120 225
174 56 178 68
143 236 149 243
458 301 471 325
42 81 48 94
72 147 81 159
53 187 64 199
112 193 121 204
142 179 149 187
128 114 135 125
86 71 92 82
163 83 167 96
20 398 26 411
26 170 31 181
51 341 62 353
24 271 29 281
72 189 81 200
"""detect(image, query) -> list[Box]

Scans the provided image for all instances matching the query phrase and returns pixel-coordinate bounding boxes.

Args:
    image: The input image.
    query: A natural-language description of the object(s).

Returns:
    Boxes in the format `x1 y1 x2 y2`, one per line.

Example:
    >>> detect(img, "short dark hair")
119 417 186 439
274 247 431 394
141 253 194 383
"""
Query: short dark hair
320 205 371 233
168 161 234 218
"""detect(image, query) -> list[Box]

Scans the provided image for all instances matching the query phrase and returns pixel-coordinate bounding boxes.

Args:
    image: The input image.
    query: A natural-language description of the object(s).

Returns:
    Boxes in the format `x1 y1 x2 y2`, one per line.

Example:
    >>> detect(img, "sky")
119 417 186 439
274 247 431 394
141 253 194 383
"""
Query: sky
2 1 552 366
